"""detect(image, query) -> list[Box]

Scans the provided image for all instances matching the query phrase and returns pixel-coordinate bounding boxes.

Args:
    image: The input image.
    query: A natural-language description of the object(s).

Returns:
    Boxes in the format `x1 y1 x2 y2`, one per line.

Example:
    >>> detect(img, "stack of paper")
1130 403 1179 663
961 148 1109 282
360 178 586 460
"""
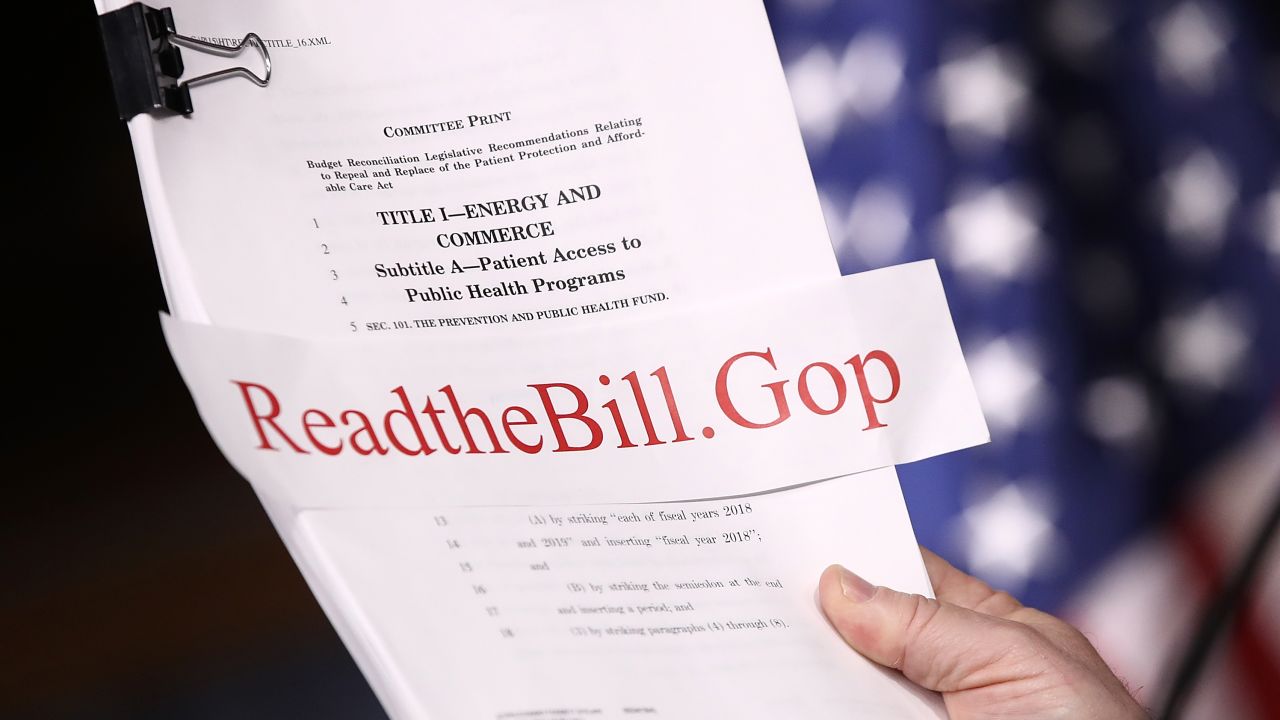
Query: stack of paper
99 1 989 717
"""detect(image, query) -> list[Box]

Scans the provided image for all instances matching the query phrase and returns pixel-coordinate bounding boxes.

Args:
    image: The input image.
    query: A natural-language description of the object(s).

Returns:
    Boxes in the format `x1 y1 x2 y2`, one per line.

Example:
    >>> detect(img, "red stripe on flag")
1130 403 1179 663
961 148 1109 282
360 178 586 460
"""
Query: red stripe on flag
1173 511 1280 717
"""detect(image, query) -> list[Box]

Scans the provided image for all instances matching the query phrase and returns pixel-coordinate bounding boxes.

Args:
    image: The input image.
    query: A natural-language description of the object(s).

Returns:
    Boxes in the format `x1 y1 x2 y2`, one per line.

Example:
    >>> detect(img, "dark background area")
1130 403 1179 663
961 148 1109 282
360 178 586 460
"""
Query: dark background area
5 4 388 718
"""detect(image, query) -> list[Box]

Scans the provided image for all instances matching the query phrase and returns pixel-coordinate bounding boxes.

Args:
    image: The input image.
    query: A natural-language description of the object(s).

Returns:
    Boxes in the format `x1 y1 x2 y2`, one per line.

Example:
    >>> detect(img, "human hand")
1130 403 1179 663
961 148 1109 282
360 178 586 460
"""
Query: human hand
819 548 1147 719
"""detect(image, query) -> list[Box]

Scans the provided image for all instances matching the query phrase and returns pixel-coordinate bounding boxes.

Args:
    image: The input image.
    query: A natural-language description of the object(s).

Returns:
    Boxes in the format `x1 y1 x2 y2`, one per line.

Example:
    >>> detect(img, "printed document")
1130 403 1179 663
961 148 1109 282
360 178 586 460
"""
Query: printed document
94 1 988 717
104 0 838 334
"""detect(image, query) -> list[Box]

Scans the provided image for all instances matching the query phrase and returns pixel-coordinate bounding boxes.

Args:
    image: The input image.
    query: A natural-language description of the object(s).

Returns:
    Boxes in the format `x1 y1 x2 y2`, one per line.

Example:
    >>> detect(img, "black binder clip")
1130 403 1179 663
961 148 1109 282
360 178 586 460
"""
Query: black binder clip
98 3 271 120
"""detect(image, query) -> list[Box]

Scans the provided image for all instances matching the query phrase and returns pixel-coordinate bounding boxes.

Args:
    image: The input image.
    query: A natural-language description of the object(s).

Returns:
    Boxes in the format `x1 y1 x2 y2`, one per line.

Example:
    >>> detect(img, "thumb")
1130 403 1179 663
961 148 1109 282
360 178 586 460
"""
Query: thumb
818 564 1039 693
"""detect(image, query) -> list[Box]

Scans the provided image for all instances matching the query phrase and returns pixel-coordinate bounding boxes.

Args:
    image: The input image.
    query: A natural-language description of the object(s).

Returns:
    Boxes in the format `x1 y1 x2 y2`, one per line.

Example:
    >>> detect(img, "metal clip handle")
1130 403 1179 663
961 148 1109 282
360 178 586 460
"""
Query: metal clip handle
98 4 272 119
171 32 272 89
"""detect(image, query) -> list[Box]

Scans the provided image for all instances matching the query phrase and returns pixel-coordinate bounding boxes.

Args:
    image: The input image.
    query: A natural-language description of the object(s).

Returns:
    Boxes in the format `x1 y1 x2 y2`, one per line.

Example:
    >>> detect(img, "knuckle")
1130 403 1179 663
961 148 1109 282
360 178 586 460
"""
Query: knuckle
897 594 942 670
1007 606 1049 625
985 590 1021 612
1000 619 1049 654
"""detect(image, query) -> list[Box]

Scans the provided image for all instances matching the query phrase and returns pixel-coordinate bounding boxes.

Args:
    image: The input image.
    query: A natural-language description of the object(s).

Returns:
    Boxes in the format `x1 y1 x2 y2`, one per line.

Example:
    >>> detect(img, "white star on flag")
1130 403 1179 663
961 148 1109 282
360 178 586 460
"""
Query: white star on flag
1081 376 1154 448
955 483 1060 593
1153 2 1232 95
837 32 905 120
1158 146 1238 257
938 183 1042 281
967 336 1048 434
842 182 912 267
1043 0 1114 68
931 43 1030 143
1160 297 1250 392
784 46 842 151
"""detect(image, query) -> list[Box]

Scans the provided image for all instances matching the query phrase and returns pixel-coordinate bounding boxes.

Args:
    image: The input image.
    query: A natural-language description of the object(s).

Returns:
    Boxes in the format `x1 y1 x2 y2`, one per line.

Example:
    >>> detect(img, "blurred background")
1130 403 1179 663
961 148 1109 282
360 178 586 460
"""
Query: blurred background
7 0 1278 718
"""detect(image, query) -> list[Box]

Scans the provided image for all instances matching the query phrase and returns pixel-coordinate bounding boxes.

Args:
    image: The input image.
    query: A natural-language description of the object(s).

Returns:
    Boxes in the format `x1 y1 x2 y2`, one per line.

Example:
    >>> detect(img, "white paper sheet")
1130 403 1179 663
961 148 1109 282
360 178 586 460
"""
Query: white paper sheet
93 3 978 717
296 468 946 720
102 0 837 337
163 261 987 509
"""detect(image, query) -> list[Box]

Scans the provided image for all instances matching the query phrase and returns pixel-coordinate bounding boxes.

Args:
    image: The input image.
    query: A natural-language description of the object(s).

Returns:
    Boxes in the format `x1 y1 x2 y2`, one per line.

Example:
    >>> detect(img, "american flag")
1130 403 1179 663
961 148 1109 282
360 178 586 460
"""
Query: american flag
765 0 1280 716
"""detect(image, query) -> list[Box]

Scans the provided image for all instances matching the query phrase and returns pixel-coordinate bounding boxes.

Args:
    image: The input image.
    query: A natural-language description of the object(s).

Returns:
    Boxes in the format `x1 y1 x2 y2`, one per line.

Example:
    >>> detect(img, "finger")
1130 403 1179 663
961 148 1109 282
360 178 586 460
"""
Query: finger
919 547 1022 617
920 550 1087 662
818 564 1043 692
